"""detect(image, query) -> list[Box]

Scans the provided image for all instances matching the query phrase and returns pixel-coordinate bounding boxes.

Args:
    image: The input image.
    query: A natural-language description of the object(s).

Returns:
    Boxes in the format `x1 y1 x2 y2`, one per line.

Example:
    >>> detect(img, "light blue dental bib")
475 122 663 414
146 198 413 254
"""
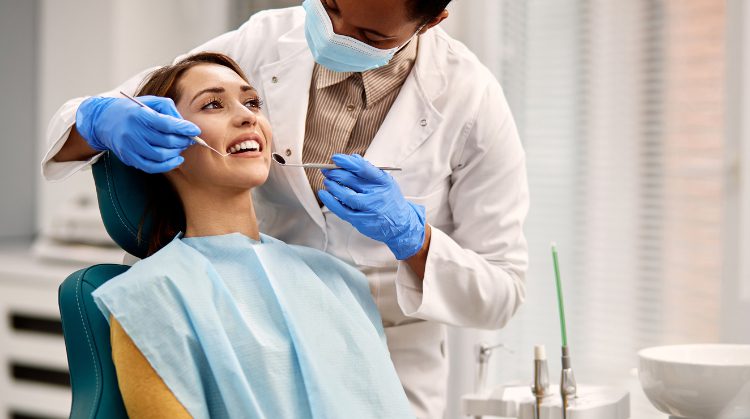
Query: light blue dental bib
92 233 413 419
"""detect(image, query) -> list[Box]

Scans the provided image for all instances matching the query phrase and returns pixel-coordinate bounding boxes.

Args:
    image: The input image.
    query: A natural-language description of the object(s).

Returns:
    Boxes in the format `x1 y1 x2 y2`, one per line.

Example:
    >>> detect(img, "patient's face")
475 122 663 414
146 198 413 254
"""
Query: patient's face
170 63 272 191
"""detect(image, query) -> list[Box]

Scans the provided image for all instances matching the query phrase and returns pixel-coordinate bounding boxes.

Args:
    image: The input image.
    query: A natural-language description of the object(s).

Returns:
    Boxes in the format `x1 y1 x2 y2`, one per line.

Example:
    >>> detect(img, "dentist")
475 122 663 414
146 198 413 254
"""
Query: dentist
43 1 529 417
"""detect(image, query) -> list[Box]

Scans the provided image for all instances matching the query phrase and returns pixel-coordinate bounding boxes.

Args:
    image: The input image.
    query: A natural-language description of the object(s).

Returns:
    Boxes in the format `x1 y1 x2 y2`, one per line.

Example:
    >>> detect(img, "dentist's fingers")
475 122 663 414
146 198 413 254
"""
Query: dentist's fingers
128 140 187 162
138 96 183 119
135 96 200 138
140 110 201 138
330 153 388 182
134 155 185 174
318 189 358 220
321 169 369 193
147 132 198 150
323 179 369 211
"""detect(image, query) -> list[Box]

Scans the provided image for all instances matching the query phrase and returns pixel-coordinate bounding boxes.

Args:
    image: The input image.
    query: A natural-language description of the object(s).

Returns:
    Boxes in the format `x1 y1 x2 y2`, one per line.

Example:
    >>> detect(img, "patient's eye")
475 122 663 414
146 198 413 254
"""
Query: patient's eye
201 97 223 110
244 97 264 111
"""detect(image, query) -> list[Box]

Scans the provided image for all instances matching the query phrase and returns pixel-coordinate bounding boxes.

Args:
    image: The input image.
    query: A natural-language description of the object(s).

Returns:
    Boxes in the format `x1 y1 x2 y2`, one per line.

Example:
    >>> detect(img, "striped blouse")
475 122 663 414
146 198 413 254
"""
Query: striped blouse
301 37 419 204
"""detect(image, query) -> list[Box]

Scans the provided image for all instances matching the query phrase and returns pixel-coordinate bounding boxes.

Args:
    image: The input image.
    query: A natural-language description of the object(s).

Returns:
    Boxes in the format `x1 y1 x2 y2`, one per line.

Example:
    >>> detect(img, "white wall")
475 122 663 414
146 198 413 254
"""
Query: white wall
0 0 38 241
439 0 503 76
722 0 750 343
35 0 233 241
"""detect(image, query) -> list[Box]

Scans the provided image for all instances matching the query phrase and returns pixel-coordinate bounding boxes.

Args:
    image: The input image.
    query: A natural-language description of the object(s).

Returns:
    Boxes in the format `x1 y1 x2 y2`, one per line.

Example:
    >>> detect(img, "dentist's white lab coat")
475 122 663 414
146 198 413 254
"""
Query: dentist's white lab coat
42 7 529 418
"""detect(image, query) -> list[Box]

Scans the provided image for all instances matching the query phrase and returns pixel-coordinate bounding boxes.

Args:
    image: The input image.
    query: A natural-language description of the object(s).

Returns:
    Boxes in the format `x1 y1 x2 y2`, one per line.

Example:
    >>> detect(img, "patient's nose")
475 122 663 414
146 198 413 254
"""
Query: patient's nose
234 103 258 127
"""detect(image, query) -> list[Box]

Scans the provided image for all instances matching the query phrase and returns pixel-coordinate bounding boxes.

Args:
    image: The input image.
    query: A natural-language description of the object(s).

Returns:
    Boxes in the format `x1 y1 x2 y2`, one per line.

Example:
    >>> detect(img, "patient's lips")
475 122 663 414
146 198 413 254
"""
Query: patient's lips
225 133 265 158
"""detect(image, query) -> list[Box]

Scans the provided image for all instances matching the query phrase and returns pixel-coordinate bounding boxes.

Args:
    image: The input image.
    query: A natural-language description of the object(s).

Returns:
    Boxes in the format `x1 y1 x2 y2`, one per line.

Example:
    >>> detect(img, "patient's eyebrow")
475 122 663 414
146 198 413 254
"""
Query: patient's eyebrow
191 87 225 105
191 85 257 105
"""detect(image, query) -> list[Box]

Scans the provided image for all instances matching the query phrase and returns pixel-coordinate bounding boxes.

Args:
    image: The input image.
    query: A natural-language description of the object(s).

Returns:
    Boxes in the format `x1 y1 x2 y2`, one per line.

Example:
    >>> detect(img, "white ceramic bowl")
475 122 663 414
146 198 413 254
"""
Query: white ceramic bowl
638 344 750 419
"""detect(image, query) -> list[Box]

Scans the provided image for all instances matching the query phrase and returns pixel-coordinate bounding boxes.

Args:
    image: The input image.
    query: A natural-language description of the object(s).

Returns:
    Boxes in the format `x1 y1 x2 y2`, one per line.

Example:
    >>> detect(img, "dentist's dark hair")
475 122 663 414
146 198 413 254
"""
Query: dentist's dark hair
133 52 250 256
407 0 452 24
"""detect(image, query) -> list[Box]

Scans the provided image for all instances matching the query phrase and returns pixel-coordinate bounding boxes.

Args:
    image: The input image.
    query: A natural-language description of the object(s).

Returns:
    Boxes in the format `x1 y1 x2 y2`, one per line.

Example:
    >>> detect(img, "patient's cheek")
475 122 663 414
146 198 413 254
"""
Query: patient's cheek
201 134 223 150
180 145 200 164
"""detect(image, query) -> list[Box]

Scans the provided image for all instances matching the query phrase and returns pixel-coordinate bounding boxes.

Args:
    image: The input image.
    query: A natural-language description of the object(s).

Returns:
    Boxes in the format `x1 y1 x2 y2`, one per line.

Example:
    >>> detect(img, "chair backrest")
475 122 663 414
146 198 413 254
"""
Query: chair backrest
59 264 129 419
58 152 153 418
91 151 154 259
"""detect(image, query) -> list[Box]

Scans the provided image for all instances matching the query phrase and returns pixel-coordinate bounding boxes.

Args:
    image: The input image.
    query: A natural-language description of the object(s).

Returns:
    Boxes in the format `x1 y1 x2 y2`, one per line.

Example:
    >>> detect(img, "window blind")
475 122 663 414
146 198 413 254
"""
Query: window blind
443 1 727 417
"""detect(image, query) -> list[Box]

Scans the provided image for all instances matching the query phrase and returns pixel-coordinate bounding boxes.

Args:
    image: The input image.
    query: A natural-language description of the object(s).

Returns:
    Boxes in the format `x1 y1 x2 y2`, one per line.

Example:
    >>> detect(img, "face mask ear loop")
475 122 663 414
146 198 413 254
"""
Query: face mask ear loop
394 24 425 55
415 23 427 37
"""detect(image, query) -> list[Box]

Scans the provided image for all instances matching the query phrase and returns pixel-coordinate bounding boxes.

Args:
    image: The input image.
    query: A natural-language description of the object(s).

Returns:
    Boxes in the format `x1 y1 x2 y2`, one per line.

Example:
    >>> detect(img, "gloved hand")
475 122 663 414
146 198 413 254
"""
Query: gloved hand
318 154 426 260
76 96 201 173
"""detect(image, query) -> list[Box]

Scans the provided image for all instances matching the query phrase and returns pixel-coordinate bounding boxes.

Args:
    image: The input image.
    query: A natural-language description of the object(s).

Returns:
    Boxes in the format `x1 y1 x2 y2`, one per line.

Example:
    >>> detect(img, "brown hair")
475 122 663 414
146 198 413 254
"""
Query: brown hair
407 0 452 24
134 52 250 256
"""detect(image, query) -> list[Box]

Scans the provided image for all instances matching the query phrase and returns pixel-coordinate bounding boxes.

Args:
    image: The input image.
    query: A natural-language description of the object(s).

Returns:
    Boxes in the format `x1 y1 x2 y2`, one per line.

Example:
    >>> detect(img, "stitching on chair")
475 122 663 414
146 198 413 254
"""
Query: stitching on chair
105 154 138 239
75 269 100 419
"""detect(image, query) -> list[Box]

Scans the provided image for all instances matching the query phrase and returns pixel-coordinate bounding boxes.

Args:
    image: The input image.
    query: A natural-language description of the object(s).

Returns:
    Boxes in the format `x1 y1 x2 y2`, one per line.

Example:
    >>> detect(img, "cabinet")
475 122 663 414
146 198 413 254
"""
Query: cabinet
0 243 86 419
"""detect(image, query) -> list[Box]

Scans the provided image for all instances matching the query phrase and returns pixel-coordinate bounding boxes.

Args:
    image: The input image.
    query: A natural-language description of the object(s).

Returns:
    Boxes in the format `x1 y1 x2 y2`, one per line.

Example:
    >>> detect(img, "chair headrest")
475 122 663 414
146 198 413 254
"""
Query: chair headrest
92 152 153 259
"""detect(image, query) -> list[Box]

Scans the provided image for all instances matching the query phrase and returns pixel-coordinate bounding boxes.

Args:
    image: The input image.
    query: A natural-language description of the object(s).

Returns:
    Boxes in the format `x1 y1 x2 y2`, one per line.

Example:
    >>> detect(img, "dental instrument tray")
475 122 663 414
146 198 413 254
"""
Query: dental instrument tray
461 384 630 419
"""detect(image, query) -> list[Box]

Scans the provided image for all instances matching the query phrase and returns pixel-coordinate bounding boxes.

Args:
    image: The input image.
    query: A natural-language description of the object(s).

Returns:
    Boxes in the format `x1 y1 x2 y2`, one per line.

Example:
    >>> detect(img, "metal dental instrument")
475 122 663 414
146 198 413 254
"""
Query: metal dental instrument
552 243 577 419
272 152 402 171
531 344 550 419
119 91 230 157
474 342 512 395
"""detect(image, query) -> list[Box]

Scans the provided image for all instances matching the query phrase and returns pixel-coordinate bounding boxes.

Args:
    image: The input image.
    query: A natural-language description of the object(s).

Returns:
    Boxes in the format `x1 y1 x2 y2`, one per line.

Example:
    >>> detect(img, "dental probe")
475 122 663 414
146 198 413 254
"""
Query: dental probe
271 152 402 171
475 342 512 394
552 243 577 419
119 91 230 157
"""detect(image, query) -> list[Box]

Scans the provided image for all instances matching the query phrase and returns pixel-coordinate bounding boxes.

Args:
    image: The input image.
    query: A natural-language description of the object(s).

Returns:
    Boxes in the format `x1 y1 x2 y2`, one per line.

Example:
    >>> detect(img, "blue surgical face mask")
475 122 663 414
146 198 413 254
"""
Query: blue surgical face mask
302 0 419 73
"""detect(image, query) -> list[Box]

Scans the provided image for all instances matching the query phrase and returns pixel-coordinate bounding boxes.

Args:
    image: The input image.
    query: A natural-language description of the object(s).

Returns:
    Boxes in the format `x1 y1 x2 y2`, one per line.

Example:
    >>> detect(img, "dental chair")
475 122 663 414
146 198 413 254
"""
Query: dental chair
58 152 154 418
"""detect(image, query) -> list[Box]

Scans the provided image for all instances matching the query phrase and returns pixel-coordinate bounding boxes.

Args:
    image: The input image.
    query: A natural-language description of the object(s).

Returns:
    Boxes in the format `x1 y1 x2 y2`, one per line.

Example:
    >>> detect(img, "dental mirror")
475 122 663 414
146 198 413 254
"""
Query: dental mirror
271 152 401 171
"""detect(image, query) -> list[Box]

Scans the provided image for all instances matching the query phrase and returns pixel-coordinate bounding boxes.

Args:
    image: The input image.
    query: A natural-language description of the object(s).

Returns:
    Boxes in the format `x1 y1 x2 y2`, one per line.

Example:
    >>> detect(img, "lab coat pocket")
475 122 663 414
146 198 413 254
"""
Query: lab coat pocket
347 186 449 267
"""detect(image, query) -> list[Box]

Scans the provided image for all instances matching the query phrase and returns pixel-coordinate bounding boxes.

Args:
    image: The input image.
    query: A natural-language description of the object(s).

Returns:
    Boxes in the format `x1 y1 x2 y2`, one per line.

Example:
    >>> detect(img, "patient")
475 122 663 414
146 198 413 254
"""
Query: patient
91 52 413 419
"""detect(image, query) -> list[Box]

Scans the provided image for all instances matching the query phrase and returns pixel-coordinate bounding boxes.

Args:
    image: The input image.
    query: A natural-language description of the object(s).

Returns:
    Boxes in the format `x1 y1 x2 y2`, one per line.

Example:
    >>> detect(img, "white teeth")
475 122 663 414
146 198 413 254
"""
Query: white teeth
228 139 261 154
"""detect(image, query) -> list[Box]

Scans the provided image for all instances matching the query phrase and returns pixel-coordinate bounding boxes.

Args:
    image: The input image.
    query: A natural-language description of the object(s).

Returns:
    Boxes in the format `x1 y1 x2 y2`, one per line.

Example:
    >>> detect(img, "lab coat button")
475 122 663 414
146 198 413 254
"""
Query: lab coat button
285 148 292 157
419 119 428 127
271 76 278 83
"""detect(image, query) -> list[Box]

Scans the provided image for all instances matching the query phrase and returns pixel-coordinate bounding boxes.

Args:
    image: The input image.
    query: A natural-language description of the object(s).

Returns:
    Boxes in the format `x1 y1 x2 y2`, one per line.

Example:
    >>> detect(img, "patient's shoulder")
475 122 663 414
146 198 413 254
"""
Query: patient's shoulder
97 238 204 293
110 318 192 418
128 238 199 273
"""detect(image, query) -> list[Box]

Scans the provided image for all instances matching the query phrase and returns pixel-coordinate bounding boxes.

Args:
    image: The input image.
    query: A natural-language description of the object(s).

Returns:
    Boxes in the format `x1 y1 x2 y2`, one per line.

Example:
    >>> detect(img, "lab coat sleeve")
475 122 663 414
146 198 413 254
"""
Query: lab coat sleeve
395 81 529 330
40 11 270 182
41 70 153 181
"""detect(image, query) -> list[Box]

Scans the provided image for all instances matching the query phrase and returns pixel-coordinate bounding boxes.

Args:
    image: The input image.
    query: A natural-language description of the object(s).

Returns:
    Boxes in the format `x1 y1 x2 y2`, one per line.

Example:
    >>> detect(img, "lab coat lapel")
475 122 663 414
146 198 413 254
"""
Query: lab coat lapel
259 26 326 231
258 28 447 231
364 33 446 170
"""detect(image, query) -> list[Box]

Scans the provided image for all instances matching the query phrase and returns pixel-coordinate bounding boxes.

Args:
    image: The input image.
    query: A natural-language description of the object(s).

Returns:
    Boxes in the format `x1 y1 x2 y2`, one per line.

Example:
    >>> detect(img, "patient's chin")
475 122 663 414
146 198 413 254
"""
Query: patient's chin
232 166 269 190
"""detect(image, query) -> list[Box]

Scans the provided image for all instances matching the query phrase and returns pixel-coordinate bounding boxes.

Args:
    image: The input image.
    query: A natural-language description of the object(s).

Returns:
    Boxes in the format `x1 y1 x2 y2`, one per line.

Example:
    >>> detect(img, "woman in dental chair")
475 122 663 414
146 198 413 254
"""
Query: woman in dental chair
90 52 414 419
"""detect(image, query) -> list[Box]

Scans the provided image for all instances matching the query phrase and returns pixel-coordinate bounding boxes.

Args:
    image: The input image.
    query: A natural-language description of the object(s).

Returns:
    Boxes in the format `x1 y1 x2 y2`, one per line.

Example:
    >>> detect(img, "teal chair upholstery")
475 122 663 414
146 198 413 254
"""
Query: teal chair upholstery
58 264 129 419
58 152 153 418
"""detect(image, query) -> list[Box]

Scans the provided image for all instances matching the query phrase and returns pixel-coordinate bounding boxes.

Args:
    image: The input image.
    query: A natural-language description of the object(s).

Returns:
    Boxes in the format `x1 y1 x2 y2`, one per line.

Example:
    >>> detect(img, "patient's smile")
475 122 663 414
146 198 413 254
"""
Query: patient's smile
226 132 264 158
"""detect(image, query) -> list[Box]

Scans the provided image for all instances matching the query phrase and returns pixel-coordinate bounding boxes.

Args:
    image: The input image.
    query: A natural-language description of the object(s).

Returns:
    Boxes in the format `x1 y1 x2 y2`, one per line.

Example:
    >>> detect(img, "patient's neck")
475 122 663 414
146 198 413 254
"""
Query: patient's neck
180 187 259 241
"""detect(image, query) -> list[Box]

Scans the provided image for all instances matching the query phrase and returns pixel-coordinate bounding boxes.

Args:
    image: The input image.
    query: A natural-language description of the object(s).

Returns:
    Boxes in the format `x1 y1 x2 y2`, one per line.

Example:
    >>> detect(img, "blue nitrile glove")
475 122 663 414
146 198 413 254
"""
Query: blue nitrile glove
76 96 201 173
318 154 426 260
